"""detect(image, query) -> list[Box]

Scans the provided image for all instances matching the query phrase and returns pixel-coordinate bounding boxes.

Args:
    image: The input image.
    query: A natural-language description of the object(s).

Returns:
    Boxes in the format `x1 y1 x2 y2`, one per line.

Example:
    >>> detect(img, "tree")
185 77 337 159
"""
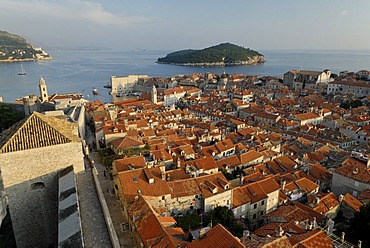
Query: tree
203 206 234 227
348 204 370 247
0 104 24 131
220 168 234 180
203 206 248 238
340 99 363 110
175 213 201 231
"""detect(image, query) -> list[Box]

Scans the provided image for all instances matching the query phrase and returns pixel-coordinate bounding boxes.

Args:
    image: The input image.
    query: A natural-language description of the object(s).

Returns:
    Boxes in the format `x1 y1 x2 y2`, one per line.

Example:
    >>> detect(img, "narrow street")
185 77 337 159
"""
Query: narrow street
84 124 134 247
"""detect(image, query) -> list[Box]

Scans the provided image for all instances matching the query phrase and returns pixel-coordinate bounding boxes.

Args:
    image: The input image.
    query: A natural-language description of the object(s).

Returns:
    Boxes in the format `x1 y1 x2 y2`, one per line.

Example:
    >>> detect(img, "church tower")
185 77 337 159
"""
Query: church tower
151 85 157 104
39 76 49 102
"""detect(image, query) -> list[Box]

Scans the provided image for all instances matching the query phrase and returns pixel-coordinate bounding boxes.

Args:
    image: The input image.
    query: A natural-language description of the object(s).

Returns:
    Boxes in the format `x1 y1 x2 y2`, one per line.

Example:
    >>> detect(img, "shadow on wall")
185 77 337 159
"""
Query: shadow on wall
0 210 16 248
4 171 59 248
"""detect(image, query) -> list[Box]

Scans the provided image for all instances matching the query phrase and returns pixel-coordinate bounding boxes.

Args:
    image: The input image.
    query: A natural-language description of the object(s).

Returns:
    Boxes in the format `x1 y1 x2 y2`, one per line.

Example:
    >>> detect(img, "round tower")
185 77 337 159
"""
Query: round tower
39 76 49 102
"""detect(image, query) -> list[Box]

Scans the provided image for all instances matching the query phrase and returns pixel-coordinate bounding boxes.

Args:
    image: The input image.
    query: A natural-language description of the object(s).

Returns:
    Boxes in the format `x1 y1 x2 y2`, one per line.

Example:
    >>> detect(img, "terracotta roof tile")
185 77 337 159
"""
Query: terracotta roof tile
342 193 364 212
110 136 144 150
0 112 79 153
334 157 370 184
187 224 245 248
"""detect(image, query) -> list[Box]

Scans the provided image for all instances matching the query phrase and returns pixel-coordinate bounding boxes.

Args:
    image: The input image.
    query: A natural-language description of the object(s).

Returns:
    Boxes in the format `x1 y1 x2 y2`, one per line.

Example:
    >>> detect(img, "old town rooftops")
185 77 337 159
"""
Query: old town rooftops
334 157 370 184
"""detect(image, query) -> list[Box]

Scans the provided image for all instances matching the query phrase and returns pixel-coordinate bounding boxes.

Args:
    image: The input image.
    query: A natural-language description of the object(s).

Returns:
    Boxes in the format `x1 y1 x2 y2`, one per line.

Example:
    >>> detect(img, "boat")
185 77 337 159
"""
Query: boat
18 64 26 75
92 88 98 95
103 82 112 89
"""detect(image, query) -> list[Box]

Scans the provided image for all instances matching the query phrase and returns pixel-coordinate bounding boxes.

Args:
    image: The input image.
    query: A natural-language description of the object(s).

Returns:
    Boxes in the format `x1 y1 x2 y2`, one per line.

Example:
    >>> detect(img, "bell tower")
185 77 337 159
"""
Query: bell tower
151 85 157 104
39 76 49 102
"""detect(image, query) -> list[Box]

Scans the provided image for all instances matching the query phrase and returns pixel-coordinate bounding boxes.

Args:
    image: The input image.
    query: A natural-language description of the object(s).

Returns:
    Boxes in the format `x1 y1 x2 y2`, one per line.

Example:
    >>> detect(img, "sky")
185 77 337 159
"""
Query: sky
1 0 370 51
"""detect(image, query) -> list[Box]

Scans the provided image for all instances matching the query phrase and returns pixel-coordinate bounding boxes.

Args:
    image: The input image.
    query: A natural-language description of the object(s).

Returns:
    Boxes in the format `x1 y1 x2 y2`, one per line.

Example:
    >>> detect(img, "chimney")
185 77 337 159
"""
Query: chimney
276 225 284 237
305 219 309 230
177 159 181 168
312 217 317 229
341 232 345 244
242 230 250 239
166 173 170 182
339 194 344 203
314 196 320 206
358 240 362 248
281 180 286 191
161 172 166 181
367 158 370 169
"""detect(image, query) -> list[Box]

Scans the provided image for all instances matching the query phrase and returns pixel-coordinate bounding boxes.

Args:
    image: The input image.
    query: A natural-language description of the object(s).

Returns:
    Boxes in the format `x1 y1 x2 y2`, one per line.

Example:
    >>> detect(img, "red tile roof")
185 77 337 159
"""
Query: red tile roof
110 136 144 150
334 157 370 184
187 224 245 248
113 155 146 172
128 196 188 248
240 150 264 164
342 193 364 212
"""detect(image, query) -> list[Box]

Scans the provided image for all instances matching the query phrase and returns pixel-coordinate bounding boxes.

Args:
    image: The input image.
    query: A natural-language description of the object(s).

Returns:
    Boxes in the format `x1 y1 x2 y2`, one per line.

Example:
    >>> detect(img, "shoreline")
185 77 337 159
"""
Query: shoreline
156 61 265 67
0 57 53 63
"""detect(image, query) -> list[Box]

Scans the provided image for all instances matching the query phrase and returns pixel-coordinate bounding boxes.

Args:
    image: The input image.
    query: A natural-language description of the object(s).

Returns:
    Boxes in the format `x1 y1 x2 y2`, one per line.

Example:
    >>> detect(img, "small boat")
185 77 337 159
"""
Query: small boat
103 83 112 89
18 64 26 75
92 88 99 95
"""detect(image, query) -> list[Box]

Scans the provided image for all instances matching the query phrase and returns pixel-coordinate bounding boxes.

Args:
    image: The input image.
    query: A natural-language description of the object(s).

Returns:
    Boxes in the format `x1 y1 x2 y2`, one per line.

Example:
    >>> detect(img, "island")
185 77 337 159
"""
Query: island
157 43 264 66
0 30 51 62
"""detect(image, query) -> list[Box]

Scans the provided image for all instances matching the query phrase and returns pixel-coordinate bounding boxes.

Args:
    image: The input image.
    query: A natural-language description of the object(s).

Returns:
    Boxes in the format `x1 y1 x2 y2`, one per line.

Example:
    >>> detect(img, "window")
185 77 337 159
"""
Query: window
253 214 257 219
162 196 165 200
254 203 257 209
241 205 246 212
261 200 265 206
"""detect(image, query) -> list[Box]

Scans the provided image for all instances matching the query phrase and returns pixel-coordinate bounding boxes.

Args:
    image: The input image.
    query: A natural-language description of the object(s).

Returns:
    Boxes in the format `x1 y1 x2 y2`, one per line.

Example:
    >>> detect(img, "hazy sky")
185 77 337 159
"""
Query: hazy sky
1 0 369 51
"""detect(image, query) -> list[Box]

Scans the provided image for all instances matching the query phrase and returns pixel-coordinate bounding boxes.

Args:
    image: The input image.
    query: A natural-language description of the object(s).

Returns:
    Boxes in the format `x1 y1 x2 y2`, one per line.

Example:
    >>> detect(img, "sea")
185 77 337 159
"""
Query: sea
1 49 370 103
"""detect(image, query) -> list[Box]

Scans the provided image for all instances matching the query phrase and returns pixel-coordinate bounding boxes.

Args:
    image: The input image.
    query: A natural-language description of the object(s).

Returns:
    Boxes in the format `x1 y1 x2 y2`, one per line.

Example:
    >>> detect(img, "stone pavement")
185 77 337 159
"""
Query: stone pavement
90 152 134 248
76 161 112 248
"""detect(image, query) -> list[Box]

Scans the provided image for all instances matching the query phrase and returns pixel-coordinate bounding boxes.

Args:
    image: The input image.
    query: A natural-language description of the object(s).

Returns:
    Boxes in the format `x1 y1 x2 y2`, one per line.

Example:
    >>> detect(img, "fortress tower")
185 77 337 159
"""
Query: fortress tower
0 112 85 247
39 76 49 103
151 85 157 104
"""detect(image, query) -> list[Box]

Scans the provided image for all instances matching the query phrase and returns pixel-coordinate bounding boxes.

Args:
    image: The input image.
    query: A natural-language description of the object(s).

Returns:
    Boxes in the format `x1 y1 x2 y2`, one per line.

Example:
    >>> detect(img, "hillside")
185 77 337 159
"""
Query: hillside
0 30 51 62
157 43 264 66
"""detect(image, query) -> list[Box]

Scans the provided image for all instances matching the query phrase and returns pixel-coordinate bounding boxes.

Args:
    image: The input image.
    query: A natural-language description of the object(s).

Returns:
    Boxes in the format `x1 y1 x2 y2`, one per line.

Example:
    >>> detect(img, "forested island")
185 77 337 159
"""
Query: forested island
0 30 51 62
157 43 264 66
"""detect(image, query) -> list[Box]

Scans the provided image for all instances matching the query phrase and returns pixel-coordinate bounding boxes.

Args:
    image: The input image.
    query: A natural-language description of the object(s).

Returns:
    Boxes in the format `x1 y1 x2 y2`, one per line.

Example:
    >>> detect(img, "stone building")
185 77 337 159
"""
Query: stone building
0 112 85 248
332 156 370 197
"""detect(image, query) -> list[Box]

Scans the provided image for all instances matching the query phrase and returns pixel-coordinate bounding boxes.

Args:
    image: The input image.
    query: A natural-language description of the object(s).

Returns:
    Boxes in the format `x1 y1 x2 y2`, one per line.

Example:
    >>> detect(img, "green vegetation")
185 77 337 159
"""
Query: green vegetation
98 146 150 168
202 206 247 238
157 43 263 65
340 99 363 109
0 30 50 61
220 168 234 180
175 213 201 231
0 104 24 131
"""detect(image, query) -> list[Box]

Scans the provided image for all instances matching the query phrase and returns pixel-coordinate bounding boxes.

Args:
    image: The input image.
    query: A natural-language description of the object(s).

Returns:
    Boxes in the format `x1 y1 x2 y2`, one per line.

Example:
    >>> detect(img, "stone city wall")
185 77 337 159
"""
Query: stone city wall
0 142 84 248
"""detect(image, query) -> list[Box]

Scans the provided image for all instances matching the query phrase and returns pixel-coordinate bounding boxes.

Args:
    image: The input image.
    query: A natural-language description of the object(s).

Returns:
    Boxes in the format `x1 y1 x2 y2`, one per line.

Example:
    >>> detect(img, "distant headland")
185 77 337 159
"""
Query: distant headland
157 43 264 66
0 30 51 62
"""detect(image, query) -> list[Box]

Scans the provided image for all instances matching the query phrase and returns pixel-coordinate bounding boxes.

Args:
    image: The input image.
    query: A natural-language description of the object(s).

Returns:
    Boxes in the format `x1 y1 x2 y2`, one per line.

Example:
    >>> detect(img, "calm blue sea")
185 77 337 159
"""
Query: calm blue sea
0 49 369 103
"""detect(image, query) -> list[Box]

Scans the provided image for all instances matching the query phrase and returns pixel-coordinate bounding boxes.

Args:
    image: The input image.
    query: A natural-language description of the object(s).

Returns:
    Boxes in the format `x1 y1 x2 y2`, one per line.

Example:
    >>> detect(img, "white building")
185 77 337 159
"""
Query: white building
110 75 148 95
327 80 370 98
